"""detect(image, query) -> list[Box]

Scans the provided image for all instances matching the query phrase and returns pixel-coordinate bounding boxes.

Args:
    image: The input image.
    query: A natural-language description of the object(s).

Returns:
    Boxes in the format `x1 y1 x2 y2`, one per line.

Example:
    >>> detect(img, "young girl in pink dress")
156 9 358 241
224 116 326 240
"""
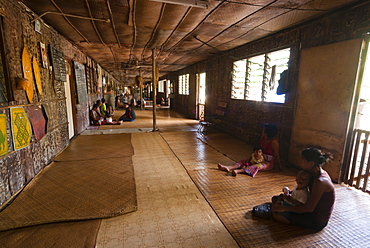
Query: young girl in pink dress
218 123 282 176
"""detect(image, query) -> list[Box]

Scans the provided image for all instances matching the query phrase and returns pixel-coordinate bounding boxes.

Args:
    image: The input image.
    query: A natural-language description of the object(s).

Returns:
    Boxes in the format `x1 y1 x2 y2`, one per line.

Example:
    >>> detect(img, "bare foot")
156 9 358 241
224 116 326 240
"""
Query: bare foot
232 170 237 176
218 163 230 172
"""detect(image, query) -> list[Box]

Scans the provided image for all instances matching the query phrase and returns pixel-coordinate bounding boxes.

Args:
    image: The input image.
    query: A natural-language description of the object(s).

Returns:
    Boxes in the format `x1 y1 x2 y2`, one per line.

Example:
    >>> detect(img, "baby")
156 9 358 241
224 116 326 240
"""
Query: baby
218 146 268 177
273 170 312 206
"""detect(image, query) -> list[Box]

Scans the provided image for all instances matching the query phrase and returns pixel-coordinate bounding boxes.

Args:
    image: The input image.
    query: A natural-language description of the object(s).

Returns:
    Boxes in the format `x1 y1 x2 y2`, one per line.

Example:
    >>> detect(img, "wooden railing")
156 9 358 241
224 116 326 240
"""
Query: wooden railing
342 129 370 193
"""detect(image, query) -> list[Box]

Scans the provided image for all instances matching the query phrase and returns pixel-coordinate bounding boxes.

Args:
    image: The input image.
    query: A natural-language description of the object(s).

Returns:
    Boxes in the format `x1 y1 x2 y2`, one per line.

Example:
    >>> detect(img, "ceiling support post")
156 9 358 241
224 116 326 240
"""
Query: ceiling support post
152 48 158 132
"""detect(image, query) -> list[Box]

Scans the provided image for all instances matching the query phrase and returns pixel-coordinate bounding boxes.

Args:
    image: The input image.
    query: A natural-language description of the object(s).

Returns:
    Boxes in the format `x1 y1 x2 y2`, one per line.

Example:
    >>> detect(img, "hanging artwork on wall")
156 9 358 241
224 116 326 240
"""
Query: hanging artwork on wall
34 19 42 34
42 104 52 132
32 57 43 95
10 107 31 150
49 45 66 82
21 47 34 103
26 105 46 142
0 113 8 156
74 61 88 104
39 42 48 69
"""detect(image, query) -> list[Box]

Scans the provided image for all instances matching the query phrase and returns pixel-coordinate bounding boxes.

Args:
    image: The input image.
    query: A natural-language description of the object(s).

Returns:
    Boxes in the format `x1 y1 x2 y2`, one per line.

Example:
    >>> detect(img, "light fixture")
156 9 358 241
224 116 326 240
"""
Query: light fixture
149 0 208 9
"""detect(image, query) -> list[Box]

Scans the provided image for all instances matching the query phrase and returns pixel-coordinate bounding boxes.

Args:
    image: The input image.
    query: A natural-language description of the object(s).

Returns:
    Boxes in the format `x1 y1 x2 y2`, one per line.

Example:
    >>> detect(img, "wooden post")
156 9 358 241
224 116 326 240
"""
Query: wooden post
140 87 144 110
152 48 157 131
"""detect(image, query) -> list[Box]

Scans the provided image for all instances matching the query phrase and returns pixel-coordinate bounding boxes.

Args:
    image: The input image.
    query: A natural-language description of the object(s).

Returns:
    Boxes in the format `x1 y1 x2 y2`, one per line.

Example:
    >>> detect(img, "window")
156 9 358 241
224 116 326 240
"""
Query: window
178 74 189 95
158 79 165 93
231 48 290 103
167 80 172 95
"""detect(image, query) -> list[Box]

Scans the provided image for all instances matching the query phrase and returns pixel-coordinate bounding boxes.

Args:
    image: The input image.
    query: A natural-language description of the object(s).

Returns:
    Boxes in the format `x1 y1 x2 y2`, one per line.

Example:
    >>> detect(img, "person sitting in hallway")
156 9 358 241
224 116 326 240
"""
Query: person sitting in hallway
218 146 271 177
218 123 282 175
272 148 335 231
115 96 124 108
96 100 104 118
89 104 102 126
105 103 115 118
90 104 121 125
119 102 136 122
272 170 312 206
100 98 107 117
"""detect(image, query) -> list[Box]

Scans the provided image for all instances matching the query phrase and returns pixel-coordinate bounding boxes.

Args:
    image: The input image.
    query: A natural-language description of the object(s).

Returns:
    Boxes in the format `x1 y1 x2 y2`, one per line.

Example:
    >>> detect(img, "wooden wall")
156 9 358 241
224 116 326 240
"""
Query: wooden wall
291 40 363 182
0 0 119 206
167 2 370 180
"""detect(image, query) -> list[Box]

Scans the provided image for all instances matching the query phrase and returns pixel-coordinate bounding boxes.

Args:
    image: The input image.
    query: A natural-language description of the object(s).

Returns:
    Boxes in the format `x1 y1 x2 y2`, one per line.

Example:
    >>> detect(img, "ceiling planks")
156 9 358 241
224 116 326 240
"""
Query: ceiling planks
21 0 362 85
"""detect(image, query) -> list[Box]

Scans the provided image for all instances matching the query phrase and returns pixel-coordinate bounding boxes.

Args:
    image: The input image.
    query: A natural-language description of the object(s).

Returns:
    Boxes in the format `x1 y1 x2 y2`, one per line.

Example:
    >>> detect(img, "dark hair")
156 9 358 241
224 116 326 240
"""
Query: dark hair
96 100 101 104
101 98 106 103
253 146 263 152
92 104 98 109
263 123 278 138
301 148 333 167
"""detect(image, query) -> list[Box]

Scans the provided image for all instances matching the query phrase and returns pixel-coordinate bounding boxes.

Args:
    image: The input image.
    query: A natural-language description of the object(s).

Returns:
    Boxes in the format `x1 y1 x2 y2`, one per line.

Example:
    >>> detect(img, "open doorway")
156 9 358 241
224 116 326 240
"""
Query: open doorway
197 72 206 120
342 40 370 194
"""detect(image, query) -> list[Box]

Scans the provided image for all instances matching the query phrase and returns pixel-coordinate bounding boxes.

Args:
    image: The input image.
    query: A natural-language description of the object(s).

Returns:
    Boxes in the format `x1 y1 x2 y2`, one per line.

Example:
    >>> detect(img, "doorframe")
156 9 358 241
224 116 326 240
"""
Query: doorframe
65 59 78 138
341 39 370 183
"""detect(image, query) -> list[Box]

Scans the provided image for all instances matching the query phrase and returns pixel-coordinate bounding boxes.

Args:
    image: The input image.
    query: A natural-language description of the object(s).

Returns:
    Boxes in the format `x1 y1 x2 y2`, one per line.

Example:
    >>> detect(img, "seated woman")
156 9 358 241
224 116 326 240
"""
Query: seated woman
89 104 102 126
218 123 282 176
272 148 335 231
119 102 136 122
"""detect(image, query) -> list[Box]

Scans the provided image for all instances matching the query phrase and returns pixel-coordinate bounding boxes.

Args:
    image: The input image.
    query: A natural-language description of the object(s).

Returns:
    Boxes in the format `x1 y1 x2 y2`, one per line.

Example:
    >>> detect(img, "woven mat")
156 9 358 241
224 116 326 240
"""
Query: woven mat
0 157 137 231
161 131 370 247
0 220 101 248
98 108 198 130
54 133 134 161
0 133 137 232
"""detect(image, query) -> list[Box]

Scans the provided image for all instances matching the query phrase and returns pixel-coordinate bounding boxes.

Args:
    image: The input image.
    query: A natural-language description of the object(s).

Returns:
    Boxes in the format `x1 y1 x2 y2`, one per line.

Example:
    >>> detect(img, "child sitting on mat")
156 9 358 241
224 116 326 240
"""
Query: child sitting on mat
218 146 272 177
272 170 312 206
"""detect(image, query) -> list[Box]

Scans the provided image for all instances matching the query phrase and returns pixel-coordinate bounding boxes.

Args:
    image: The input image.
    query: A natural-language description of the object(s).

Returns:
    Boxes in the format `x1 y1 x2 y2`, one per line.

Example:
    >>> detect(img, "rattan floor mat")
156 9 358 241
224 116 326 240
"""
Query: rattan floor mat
0 157 137 231
0 220 101 248
161 131 370 247
98 109 198 131
54 133 134 161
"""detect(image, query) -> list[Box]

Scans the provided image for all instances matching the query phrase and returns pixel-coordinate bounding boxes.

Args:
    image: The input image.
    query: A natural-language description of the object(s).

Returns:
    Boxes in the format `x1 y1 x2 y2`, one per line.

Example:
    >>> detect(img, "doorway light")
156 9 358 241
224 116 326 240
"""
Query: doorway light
149 0 208 8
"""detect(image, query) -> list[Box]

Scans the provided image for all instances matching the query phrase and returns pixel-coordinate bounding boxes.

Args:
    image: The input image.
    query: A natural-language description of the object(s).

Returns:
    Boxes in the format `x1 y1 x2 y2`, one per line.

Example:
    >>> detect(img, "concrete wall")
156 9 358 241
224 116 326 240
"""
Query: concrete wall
166 2 370 181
